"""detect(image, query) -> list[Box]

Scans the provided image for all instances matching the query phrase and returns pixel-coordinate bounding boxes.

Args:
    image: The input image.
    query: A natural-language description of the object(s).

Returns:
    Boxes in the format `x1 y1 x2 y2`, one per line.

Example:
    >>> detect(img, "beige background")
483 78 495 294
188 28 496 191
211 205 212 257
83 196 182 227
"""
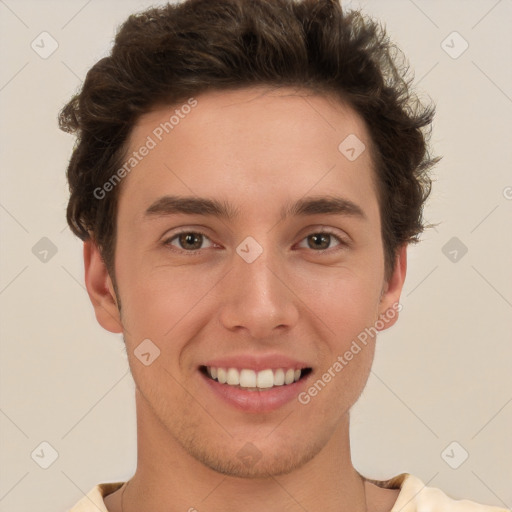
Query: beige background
0 0 511 511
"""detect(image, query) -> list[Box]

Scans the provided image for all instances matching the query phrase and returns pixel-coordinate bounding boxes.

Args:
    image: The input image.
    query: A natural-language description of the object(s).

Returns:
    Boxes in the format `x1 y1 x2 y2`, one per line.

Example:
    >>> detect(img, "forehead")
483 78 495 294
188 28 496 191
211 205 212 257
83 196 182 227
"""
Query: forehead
119 86 379 225
131 86 371 156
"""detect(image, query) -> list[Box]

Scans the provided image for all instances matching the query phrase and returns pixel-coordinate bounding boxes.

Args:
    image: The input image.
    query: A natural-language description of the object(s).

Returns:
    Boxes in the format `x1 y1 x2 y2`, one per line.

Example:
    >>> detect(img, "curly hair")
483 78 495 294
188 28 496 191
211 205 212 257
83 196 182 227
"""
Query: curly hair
59 0 440 281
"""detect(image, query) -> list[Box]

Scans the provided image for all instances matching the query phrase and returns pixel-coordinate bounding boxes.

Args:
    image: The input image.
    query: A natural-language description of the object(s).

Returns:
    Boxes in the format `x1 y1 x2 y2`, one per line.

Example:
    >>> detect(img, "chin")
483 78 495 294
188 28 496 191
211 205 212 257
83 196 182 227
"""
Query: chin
182 430 326 479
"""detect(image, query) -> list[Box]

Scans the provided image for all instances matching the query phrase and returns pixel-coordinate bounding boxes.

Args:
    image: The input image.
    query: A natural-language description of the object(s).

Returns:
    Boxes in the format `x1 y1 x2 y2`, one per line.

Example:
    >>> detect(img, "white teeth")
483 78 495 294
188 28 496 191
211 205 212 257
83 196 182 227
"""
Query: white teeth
205 366 306 389
217 367 227 384
273 368 285 386
240 369 256 387
226 368 239 385
256 369 274 389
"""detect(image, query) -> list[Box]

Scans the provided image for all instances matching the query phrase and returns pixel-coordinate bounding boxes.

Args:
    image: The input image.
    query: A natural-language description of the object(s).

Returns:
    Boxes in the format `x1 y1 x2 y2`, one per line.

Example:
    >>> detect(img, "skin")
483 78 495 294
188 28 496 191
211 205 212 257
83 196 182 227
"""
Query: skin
85 86 407 512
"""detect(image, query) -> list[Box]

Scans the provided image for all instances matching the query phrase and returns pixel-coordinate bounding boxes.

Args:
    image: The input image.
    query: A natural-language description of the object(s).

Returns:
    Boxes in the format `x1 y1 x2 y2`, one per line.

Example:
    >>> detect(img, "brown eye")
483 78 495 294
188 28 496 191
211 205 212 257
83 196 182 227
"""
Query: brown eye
165 231 213 251
178 233 203 250
307 233 331 250
297 231 344 251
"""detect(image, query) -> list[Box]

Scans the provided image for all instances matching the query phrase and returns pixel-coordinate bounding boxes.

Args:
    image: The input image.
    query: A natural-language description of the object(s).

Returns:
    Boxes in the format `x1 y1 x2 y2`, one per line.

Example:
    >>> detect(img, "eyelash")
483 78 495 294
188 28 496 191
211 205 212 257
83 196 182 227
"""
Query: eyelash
163 229 348 255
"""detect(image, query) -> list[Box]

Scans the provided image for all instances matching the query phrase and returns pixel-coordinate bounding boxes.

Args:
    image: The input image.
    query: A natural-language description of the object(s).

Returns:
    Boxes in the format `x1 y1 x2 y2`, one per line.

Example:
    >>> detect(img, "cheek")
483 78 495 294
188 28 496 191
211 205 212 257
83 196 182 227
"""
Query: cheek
296 261 382 333
119 255 382 339
297 274 379 406
296 267 380 384
116 259 225 349
117 268 213 391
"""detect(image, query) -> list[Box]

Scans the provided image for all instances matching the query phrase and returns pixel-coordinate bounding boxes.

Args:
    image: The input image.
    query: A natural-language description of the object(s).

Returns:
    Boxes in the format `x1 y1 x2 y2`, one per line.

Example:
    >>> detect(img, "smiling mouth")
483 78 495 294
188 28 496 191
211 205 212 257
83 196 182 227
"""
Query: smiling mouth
199 365 313 391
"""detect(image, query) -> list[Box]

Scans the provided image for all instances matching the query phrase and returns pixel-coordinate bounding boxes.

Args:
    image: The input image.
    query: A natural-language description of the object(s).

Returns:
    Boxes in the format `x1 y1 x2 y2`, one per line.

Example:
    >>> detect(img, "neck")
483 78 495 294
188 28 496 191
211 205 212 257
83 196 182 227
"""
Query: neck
118 389 368 512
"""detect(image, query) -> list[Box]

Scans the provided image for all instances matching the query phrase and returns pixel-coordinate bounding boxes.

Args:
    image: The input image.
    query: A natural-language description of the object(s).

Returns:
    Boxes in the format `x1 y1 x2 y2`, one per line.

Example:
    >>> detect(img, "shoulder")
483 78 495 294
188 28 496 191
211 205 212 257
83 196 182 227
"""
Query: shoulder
67 482 125 512
366 473 510 512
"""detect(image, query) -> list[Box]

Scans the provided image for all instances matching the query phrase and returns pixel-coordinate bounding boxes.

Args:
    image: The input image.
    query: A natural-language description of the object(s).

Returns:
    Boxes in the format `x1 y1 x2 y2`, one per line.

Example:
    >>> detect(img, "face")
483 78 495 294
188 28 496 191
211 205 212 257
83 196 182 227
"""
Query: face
85 86 406 478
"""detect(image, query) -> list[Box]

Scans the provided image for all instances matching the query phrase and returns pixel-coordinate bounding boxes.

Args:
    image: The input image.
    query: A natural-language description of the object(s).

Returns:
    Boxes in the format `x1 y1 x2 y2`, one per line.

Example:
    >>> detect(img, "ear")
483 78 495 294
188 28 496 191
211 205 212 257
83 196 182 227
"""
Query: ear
83 239 123 333
376 244 407 331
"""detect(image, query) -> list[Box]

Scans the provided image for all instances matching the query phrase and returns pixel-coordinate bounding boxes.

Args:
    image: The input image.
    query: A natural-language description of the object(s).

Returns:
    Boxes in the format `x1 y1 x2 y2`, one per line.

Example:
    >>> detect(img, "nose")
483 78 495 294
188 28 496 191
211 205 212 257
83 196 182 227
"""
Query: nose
218 244 300 339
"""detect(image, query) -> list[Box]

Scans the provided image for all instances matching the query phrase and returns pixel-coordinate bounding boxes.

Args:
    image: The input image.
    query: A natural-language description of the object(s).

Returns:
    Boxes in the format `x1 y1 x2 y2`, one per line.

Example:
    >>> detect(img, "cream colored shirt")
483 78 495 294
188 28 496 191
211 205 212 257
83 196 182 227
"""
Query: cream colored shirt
68 473 510 511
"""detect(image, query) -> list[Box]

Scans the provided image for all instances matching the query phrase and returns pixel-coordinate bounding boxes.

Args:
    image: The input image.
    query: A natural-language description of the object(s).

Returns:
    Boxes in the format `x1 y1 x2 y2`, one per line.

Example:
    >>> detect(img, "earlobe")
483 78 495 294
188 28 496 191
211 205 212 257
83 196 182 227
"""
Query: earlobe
377 244 407 331
83 240 123 333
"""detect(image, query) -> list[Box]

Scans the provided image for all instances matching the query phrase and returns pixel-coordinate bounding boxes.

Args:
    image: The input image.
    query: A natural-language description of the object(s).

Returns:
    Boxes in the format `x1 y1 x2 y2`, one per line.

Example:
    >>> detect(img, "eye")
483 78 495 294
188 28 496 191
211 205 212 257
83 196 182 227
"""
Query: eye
164 231 214 252
163 229 348 254
296 231 346 251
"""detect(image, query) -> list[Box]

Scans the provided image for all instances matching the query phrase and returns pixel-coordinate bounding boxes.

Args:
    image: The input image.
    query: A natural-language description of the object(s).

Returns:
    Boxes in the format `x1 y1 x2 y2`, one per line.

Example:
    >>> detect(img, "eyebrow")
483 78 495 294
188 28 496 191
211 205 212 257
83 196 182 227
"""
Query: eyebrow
144 194 367 222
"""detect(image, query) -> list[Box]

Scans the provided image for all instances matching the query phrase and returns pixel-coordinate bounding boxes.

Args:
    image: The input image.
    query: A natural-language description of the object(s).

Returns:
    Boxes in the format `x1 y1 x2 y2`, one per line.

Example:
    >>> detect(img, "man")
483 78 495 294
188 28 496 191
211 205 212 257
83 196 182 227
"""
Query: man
60 0 508 511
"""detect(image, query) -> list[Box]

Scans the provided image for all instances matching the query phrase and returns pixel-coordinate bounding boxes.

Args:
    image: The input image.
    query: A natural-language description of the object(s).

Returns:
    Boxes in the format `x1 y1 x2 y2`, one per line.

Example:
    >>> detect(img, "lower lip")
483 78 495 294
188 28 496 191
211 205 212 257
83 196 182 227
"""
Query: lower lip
199 370 311 413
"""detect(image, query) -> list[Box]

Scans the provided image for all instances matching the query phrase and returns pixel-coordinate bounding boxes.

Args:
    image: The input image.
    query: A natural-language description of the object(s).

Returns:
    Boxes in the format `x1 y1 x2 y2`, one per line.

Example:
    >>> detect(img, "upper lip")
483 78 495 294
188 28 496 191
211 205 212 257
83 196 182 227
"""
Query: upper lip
201 353 312 372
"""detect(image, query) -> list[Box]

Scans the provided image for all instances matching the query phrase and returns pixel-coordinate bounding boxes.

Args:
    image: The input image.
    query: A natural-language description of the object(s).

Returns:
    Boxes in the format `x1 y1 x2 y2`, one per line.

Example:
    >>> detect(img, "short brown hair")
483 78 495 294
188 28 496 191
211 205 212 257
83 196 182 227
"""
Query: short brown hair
59 0 440 281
